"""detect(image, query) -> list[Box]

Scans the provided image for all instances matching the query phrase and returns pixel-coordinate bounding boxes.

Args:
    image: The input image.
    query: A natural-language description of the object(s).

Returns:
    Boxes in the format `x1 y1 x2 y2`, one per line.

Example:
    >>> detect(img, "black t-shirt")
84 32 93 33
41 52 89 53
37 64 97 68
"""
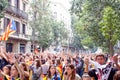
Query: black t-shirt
88 68 118 80
0 58 9 69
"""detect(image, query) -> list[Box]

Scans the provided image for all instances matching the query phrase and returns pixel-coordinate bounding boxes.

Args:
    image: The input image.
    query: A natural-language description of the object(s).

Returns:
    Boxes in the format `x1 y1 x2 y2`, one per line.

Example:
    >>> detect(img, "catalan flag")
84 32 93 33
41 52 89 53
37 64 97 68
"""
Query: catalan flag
0 19 16 41
56 64 62 76
43 76 47 80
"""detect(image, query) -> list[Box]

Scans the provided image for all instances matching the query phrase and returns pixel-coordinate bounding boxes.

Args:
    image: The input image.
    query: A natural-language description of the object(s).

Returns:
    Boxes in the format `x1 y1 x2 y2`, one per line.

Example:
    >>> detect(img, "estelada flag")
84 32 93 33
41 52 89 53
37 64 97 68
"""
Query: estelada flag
0 19 16 41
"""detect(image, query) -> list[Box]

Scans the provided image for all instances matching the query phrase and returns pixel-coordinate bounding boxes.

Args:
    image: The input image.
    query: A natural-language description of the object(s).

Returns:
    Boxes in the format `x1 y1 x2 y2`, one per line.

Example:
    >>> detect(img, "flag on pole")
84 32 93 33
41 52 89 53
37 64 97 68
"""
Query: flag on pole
0 19 16 41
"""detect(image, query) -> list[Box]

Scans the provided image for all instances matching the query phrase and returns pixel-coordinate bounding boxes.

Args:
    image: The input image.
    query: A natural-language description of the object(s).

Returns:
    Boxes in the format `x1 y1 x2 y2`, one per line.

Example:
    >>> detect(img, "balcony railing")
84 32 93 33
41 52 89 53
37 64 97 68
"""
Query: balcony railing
5 4 28 20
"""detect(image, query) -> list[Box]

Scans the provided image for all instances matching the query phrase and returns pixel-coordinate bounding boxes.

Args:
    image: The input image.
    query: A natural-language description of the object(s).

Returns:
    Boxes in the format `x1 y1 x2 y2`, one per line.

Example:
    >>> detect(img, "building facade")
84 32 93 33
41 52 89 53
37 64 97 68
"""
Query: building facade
0 0 73 53
49 0 73 53
49 0 73 45
0 0 32 53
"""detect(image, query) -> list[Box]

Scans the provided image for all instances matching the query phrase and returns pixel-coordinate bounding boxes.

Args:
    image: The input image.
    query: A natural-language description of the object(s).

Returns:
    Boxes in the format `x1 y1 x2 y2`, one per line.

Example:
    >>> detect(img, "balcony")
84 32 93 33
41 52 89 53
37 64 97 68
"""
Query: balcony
5 4 28 20
0 29 30 40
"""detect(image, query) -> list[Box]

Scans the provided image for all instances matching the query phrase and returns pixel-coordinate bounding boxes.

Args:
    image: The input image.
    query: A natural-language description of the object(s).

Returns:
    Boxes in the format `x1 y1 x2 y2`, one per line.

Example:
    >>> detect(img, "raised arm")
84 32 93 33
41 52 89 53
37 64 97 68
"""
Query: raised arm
9 54 25 80
113 55 120 70
0 46 9 61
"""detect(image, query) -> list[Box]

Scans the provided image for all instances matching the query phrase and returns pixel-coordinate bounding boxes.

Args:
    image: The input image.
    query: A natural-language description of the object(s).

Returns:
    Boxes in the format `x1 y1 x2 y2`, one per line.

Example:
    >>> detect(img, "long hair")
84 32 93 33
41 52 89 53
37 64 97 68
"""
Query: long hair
4 64 11 75
48 65 58 80
56 59 61 65
11 64 20 78
66 64 76 80
20 62 28 71
35 59 41 68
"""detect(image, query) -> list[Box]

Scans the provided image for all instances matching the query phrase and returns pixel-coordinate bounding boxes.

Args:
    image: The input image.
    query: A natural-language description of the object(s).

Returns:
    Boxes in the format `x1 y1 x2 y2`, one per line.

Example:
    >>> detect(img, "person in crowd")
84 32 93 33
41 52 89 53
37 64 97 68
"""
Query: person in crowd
19 62 29 80
10 65 21 80
113 71 120 80
29 59 42 80
56 59 63 78
10 53 26 80
75 56 84 77
0 47 10 70
63 64 81 80
84 54 119 80
39 59 49 80
62 57 71 75
47 65 61 80
2 65 11 80
82 73 91 80
0 47 25 80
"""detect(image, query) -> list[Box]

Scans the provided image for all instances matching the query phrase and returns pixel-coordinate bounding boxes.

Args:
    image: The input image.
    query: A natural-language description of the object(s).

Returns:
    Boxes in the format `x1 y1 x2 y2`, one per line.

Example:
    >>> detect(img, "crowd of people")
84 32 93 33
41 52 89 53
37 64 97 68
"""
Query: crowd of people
0 46 120 80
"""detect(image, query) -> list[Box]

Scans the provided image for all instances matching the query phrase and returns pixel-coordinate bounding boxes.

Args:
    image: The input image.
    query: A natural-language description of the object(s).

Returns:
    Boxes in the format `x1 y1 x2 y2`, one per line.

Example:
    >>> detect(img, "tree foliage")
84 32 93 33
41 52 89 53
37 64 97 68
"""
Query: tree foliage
0 0 7 20
29 0 52 50
52 20 68 46
29 0 68 50
99 6 120 54
71 0 120 54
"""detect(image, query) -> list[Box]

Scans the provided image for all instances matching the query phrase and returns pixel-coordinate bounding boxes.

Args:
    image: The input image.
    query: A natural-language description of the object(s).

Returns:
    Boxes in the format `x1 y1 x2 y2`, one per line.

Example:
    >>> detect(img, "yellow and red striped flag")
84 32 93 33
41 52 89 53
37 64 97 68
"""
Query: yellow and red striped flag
56 65 62 76
0 19 16 41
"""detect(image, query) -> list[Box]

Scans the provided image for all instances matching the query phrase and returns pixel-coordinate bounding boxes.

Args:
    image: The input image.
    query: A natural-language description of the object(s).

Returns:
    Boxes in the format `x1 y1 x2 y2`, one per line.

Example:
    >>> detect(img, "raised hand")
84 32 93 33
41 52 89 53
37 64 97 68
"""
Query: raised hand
0 46 8 61
113 54 118 64
84 58 89 65
8 54 16 64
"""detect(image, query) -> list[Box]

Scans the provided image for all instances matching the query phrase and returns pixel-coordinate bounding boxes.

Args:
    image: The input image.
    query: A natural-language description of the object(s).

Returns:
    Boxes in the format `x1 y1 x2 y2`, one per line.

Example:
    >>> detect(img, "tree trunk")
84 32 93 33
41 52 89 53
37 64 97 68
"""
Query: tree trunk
108 40 114 56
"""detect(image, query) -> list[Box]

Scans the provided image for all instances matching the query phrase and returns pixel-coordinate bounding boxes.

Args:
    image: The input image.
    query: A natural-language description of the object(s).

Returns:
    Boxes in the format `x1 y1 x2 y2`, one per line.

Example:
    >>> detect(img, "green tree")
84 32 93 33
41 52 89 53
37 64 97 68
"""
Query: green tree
29 0 53 51
99 6 120 55
71 12 95 51
70 34 83 50
51 19 68 47
29 0 69 51
71 0 120 55
70 14 83 50
0 0 7 20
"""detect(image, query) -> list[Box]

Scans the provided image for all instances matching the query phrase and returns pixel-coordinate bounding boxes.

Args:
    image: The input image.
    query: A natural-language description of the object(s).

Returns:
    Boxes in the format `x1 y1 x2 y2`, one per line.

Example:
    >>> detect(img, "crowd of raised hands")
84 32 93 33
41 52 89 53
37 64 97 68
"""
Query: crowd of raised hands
0 46 120 80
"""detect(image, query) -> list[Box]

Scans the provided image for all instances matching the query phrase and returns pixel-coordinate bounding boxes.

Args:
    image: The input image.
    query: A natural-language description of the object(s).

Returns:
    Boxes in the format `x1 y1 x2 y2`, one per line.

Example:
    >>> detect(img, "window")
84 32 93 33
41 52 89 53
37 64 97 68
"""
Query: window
6 43 13 52
15 21 20 33
15 0 20 9
23 3 26 11
22 24 26 34
20 44 25 53
4 17 10 30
